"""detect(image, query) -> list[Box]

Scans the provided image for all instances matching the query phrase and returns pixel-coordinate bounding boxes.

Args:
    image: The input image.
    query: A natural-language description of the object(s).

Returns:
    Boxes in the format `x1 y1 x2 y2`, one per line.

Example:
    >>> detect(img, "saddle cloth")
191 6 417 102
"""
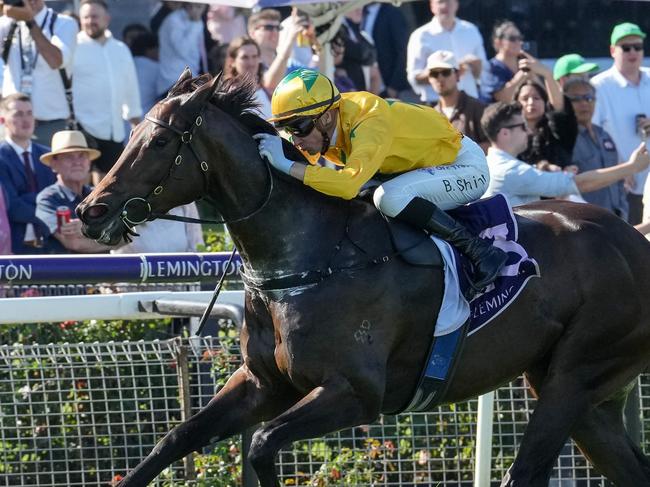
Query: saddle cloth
432 193 540 337
401 194 540 413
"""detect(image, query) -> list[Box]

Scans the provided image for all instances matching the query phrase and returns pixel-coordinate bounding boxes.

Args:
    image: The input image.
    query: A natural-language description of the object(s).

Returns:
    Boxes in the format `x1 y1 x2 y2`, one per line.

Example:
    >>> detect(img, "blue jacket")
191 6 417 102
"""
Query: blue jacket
0 141 56 253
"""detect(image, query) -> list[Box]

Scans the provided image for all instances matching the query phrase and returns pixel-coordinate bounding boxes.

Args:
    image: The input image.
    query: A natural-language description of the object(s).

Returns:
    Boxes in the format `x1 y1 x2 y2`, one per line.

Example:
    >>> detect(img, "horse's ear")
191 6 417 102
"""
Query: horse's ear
183 73 222 107
166 67 194 98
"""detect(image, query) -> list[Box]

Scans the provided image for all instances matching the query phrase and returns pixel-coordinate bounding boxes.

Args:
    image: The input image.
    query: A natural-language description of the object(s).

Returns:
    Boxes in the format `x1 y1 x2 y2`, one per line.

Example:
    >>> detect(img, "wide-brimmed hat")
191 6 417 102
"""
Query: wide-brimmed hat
40 130 101 166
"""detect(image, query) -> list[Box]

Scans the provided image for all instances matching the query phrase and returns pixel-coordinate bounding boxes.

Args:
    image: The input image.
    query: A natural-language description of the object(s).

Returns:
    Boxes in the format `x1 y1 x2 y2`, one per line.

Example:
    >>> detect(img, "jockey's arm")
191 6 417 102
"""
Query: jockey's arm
289 163 307 180
300 117 392 200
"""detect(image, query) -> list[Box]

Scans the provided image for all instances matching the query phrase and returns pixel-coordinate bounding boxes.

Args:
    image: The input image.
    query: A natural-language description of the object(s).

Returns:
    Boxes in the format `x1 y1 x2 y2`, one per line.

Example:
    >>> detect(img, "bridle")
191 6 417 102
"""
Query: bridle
119 86 274 230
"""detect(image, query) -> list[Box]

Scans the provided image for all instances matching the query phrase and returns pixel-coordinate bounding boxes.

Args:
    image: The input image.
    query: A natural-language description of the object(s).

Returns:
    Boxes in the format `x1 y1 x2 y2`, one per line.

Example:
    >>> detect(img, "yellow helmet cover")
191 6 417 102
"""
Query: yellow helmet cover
269 68 341 122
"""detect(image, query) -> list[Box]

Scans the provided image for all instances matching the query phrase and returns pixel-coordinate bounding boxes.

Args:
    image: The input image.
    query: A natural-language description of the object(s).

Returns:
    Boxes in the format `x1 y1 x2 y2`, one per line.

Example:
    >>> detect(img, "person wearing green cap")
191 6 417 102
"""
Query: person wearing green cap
591 21 650 225
553 53 599 87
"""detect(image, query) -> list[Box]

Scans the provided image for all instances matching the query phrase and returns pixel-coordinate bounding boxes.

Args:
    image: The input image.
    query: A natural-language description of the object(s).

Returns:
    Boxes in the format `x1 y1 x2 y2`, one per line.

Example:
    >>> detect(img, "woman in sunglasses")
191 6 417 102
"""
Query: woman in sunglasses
482 20 561 110
253 68 508 292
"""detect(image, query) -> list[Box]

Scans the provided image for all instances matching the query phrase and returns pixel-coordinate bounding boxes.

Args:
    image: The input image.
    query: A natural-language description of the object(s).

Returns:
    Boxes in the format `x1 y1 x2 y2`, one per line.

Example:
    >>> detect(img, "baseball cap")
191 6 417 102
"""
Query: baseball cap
610 22 646 46
553 54 599 80
426 50 458 71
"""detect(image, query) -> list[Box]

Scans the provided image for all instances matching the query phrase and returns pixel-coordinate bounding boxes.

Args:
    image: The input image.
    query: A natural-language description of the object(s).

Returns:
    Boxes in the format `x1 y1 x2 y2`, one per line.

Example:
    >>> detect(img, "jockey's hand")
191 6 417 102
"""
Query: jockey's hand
252 133 294 175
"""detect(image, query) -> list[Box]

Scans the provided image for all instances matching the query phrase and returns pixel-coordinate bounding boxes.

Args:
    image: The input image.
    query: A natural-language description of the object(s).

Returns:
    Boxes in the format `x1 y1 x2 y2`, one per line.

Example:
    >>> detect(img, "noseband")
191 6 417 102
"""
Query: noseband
120 92 274 230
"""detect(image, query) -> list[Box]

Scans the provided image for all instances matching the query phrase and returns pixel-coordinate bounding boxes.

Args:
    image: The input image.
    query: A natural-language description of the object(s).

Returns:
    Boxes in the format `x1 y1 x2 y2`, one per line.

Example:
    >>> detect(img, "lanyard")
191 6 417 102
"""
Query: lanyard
17 10 49 72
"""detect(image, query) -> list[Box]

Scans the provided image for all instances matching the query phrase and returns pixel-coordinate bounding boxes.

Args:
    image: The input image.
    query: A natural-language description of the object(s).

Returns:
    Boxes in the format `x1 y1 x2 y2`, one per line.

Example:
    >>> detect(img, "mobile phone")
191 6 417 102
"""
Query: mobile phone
3 0 25 6
518 53 530 72
522 40 538 58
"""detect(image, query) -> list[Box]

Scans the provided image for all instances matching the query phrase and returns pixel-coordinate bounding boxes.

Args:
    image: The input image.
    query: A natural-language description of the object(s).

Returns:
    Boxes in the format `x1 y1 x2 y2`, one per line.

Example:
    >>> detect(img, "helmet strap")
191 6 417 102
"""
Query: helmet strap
320 128 331 154
315 111 333 154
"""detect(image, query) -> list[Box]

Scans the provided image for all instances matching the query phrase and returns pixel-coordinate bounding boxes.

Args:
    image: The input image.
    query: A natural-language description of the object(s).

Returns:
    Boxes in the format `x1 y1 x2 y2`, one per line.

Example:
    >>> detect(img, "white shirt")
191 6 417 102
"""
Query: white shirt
253 87 272 120
157 9 205 95
134 56 160 114
0 8 78 120
112 203 204 254
592 66 650 195
406 17 487 102
72 31 142 142
6 137 35 240
484 147 579 207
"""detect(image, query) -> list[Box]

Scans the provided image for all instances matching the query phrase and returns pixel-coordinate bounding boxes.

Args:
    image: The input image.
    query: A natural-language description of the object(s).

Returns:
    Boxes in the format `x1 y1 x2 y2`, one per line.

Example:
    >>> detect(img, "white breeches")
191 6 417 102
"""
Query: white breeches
373 136 490 217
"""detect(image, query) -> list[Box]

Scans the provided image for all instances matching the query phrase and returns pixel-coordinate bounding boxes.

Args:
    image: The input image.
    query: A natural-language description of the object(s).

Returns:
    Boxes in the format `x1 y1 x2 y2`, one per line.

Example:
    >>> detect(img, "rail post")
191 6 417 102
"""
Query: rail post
175 339 197 480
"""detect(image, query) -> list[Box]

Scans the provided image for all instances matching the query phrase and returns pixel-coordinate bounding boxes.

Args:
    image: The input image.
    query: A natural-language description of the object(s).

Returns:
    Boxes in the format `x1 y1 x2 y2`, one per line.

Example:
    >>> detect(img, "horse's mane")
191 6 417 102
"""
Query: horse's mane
168 73 276 134
171 73 310 165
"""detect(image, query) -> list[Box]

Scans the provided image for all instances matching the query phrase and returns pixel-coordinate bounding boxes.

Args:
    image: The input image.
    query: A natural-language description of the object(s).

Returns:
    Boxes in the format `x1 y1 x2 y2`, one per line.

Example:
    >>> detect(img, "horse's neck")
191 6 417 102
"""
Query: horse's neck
204 116 346 276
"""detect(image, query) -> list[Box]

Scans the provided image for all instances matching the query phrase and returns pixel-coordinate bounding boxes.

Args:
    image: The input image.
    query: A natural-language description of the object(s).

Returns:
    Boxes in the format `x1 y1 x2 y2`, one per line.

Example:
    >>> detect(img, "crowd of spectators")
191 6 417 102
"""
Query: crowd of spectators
1 0 650 256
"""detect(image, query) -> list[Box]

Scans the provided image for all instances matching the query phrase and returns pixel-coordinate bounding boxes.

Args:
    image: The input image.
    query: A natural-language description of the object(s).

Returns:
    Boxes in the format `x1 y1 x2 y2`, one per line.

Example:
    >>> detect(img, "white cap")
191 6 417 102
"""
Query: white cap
426 50 459 71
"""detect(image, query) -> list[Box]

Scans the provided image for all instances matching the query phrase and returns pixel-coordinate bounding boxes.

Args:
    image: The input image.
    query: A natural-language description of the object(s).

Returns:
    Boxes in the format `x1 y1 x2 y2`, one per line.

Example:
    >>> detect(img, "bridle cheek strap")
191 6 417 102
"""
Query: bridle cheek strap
120 108 275 231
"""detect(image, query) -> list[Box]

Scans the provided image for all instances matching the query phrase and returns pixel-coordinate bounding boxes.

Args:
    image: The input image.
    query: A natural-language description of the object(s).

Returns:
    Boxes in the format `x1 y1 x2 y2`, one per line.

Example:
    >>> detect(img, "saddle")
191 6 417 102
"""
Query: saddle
357 184 442 268
384 217 442 268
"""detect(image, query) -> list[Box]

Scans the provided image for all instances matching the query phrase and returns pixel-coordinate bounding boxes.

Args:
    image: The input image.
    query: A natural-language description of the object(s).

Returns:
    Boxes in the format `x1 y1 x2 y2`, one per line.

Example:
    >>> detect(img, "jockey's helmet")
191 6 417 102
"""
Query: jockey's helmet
269 68 341 124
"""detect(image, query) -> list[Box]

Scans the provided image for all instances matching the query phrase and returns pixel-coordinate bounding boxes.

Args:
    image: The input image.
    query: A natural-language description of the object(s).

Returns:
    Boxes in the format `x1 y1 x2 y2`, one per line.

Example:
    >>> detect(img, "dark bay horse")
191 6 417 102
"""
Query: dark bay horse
77 70 650 487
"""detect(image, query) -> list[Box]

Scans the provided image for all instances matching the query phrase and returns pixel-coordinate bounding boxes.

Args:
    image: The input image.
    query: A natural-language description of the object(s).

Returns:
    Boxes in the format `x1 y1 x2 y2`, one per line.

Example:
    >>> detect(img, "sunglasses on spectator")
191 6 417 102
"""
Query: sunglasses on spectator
429 69 454 79
502 122 526 131
567 93 596 103
257 24 281 32
501 34 523 42
619 43 644 52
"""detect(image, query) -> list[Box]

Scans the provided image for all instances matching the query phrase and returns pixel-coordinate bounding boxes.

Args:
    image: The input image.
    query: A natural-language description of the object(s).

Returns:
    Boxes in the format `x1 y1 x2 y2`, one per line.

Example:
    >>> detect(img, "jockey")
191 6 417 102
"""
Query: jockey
253 68 507 291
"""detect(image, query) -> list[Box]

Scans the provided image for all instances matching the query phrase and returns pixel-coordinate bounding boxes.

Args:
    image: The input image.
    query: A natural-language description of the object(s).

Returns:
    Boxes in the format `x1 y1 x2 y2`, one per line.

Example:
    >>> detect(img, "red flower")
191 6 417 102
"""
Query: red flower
201 349 221 361
59 320 76 330
109 474 124 486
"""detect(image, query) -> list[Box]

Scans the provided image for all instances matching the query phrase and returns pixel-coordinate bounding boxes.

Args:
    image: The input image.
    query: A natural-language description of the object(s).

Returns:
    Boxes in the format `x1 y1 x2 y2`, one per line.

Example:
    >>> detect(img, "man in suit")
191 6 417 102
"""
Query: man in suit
362 2 414 101
0 93 55 253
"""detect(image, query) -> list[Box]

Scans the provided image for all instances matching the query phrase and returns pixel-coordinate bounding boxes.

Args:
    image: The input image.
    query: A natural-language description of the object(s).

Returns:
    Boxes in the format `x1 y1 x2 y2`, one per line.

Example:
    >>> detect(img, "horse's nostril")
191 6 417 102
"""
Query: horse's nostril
84 203 109 220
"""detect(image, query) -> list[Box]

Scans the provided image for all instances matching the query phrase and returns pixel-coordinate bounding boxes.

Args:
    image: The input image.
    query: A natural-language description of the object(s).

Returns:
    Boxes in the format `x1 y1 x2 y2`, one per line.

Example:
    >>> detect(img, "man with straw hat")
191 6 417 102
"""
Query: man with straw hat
35 129 109 253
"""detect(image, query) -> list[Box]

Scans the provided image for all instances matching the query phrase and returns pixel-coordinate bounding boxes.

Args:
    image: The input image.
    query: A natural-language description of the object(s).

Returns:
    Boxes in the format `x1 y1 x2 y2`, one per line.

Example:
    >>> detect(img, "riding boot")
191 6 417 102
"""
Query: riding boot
394 197 509 291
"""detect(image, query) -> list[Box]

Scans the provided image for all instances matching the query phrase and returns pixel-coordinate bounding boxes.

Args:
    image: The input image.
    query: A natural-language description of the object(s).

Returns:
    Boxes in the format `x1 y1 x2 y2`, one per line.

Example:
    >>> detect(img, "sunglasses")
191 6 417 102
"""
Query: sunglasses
257 24 281 32
502 122 526 131
619 43 644 52
278 116 317 137
501 34 523 42
429 68 454 79
567 93 596 103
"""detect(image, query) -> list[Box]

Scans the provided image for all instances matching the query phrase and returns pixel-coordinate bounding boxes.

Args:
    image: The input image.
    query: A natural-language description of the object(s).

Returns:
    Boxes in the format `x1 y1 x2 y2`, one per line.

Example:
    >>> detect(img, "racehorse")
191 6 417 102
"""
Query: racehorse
77 70 650 487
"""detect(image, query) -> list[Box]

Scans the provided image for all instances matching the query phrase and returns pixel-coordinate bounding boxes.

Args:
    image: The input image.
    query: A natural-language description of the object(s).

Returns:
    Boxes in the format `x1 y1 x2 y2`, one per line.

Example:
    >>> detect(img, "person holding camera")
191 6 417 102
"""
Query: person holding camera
0 0 78 144
482 20 563 111
592 22 650 225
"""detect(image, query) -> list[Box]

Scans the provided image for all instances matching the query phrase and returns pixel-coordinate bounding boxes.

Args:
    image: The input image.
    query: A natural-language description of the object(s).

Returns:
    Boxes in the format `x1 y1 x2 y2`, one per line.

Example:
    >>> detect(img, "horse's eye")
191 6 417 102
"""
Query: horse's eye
155 137 168 147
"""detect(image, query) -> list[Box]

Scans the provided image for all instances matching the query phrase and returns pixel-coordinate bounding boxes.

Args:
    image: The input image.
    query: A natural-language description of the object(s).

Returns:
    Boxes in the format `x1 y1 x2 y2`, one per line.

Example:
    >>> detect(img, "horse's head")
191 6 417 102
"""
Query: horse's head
77 69 252 245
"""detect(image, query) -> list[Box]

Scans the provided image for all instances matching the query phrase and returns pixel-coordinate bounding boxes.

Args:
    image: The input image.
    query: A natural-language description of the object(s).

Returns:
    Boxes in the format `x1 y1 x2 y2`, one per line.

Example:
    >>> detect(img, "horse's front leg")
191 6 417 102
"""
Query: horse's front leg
118 366 297 487
248 376 381 487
